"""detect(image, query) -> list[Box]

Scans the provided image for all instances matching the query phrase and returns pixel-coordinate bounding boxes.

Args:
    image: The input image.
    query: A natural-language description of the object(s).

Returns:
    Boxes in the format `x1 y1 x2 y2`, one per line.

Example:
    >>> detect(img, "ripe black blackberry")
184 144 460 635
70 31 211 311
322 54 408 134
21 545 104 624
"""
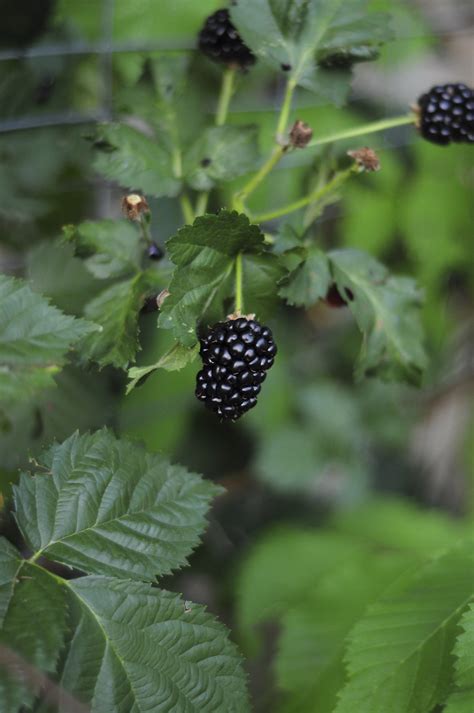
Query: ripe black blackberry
198 9 256 69
195 317 277 421
417 83 474 146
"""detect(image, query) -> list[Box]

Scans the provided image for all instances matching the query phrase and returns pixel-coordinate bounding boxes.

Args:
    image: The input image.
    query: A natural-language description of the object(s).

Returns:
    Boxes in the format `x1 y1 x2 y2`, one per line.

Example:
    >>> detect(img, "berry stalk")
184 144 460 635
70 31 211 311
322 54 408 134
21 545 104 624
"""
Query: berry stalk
234 252 244 313
216 66 236 126
308 113 416 148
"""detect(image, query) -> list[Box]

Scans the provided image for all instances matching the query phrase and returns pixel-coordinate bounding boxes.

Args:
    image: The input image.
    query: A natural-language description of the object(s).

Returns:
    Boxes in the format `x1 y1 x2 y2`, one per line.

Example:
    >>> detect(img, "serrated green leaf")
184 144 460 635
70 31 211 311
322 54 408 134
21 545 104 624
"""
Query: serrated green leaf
93 123 181 198
444 603 474 713
184 125 260 191
335 539 474 713
279 246 331 307
0 561 67 713
126 342 199 394
81 272 155 369
57 576 250 713
65 219 142 279
14 429 221 581
329 249 427 384
0 275 97 404
158 211 265 346
231 0 391 101
241 253 286 319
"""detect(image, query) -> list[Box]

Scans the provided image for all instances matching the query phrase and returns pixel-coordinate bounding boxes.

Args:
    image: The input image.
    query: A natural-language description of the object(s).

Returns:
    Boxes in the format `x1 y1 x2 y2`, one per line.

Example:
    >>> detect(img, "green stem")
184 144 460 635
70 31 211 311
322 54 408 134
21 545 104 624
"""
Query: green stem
308 113 416 148
216 67 236 127
180 194 195 224
235 252 243 313
139 213 153 244
234 145 286 211
195 191 209 216
251 166 357 223
276 79 296 137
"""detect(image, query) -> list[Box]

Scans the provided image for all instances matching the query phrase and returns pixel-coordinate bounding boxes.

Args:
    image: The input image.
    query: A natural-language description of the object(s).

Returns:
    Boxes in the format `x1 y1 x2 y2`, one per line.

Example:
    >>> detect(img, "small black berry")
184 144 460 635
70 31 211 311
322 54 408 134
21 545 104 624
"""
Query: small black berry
195 317 277 421
198 9 256 69
148 242 164 261
417 83 474 146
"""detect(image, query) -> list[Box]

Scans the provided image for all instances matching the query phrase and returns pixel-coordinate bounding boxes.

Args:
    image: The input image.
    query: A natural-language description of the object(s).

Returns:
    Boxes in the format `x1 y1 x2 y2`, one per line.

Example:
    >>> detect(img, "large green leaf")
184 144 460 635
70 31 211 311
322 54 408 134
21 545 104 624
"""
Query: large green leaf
0 559 67 713
158 211 266 346
0 539 22 627
335 540 474 713
0 275 97 404
81 271 159 369
59 576 250 713
184 126 260 191
64 219 143 280
93 123 181 198
14 429 221 581
329 249 427 384
231 0 391 101
444 603 474 713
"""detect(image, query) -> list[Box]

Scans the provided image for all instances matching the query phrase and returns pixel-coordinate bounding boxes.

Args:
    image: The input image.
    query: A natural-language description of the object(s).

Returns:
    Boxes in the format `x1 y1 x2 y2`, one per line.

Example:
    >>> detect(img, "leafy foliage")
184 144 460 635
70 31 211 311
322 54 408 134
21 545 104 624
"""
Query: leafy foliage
14 429 221 580
444 603 474 713
59 577 250 713
159 211 273 346
231 0 392 101
127 342 199 394
335 540 474 713
0 275 97 405
279 246 331 307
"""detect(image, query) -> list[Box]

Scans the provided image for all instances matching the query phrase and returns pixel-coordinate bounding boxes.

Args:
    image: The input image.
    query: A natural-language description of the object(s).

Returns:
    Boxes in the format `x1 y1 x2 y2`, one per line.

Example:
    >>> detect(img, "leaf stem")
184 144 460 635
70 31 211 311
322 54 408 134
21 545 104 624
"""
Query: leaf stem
139 212 153 245
180 194 195 225
216 67 236 127
251 166 357 223
234 252 243 313
308 113 416 148
233 77 296 212
276 79 296 137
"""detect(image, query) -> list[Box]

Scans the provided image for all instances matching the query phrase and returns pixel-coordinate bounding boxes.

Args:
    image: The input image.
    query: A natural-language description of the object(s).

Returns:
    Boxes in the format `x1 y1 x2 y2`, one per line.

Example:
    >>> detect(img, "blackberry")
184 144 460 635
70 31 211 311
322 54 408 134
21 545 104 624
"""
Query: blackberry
147 242 164 261
417 83 474 146
198 9 256 69
195 317 277 421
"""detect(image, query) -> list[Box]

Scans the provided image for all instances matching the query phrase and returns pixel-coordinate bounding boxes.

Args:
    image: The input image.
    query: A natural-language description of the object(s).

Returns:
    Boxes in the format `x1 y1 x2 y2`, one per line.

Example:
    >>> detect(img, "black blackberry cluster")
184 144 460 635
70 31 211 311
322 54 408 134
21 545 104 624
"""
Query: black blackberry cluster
195 317 277 421
417 83 474 146
198 9 256 69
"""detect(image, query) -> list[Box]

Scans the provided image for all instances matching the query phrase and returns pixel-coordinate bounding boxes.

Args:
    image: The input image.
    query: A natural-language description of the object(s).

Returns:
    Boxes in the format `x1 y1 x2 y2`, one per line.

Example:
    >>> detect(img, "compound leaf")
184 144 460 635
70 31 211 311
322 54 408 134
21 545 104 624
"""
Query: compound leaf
279 246 331 307
329 249 427 384
231 0 391 102
93 123 181 198
158 211 265 346
335 540 474 713
59 576 250 713
0 275 97 404
13 429 221 581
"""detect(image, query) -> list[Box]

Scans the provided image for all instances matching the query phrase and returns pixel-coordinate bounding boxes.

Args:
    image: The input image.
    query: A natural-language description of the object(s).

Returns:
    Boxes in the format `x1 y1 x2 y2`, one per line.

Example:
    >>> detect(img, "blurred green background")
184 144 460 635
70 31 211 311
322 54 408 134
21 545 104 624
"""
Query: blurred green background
0 1 473 710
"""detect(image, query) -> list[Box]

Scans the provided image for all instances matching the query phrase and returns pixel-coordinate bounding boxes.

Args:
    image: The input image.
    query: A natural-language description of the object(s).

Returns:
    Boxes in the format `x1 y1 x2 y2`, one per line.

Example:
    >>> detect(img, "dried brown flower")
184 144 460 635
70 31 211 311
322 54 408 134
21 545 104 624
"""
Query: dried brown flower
347 147 381 172
122 194 149 221
289 120 313 149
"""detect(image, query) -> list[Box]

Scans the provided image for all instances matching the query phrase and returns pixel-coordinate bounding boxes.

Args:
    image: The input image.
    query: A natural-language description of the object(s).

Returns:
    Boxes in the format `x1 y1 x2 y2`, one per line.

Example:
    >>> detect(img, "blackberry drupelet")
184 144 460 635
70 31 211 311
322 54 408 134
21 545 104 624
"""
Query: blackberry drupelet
417 83 474 146
198 9 256 69
195 317 277 421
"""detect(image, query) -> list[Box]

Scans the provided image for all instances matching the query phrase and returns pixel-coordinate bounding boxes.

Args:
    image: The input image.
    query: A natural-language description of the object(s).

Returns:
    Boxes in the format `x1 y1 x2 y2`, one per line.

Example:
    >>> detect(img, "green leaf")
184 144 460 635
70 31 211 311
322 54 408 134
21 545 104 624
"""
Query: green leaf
444 603 474 713
64 219 142 279
158 211 265 346
57 576 250 713
241 253 287 320
14 429 221 581
0 539 22 628
81 272 154 369
279 246 331 307
92 123 181 198
335 539 474 713
231 0 391 101
0 275 97 404
184 126 260 191
329 249 427 384
126 342 199 394
0 561 67 713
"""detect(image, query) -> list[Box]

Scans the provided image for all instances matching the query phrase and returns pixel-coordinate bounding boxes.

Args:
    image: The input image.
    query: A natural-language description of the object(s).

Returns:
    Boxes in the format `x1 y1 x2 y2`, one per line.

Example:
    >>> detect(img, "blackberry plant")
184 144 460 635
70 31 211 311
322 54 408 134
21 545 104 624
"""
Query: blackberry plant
0 2 473 712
